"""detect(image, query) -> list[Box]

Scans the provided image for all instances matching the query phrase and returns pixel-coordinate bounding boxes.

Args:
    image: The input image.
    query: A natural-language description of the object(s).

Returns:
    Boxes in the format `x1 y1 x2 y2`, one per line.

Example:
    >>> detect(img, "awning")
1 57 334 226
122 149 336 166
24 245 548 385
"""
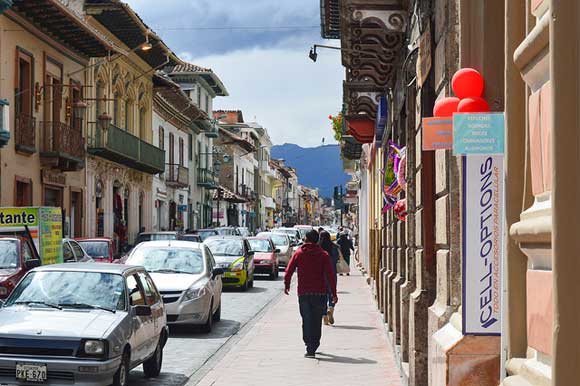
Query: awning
213 186 247 203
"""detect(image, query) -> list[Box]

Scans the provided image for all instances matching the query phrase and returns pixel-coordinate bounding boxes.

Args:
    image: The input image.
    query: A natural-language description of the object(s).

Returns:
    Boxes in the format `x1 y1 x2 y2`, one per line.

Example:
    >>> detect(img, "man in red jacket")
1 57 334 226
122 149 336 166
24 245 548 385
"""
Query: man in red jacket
284 230 338 358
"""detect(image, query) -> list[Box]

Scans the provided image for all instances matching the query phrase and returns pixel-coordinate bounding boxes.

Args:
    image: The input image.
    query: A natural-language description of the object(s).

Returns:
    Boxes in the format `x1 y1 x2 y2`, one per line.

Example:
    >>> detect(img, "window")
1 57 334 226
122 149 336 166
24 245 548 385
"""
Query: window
197 87 201 107
179 137 184 166
197 141 201 165
188 133 193 161
159 126 165 150
22 242 34 262
169 133 175 165
63 242 74 262
15 178 32 207
126 275 145 306
205 95 209 113
70 241 84 260
16 48 33 118
137 272 158 306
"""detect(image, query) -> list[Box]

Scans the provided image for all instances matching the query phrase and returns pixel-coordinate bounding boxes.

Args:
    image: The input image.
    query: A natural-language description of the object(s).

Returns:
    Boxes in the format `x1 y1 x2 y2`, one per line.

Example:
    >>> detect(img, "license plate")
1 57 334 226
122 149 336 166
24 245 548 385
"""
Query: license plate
16 363 47 383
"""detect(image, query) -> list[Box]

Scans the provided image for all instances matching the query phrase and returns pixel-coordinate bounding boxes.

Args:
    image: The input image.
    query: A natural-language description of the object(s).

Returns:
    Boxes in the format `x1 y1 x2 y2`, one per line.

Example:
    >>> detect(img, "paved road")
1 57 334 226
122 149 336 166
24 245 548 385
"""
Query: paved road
128 274 284 386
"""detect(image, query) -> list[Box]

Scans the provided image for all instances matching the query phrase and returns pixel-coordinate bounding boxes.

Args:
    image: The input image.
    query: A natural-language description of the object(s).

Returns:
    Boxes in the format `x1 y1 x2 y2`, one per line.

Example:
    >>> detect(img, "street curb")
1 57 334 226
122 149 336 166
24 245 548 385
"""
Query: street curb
183 287 285 386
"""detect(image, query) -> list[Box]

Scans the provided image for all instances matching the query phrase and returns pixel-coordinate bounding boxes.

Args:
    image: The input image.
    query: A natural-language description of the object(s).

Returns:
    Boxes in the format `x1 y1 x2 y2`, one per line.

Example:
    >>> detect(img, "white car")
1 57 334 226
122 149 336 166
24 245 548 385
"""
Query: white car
125 240 223 332
257 232 292 267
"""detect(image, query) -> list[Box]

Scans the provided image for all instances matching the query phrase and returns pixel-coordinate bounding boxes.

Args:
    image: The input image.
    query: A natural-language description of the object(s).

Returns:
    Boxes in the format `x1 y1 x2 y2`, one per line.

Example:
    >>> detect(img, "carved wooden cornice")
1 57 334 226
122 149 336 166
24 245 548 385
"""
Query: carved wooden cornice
343 81 383 120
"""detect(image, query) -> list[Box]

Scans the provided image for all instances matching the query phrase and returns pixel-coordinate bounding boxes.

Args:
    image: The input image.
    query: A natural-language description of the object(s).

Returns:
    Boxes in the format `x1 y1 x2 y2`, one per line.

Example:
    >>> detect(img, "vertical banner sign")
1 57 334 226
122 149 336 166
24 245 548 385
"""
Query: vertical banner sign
462 155 503 335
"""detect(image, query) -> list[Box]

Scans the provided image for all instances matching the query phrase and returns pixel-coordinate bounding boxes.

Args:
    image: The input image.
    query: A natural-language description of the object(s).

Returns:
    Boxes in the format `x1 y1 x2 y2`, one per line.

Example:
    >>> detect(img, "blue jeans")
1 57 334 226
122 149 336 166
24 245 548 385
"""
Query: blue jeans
298 294 326 354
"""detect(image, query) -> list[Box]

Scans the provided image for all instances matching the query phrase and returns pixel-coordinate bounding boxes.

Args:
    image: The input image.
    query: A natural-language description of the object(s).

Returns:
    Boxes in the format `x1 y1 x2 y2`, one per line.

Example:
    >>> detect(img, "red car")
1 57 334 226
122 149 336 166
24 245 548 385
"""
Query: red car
75 237 117 263
0 236 41 299
247 237 280 280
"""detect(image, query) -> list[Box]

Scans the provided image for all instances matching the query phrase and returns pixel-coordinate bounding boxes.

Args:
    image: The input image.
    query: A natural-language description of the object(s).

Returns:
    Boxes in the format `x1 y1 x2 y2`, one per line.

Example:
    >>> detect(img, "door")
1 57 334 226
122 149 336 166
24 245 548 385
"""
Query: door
137 272 163 357
126 274 150 364
70 191 82 238
206 247 222 313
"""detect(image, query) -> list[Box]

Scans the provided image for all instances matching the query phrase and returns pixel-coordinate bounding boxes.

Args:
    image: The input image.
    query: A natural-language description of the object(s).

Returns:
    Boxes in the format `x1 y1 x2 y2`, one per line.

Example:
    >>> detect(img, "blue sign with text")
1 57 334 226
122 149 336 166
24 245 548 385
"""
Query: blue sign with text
453 113 505 155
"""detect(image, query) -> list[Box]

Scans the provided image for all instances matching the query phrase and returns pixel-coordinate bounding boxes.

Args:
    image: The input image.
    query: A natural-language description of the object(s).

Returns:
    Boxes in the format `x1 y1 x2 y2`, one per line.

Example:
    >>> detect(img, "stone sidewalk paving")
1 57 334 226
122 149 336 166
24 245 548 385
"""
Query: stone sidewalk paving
191 267 403 386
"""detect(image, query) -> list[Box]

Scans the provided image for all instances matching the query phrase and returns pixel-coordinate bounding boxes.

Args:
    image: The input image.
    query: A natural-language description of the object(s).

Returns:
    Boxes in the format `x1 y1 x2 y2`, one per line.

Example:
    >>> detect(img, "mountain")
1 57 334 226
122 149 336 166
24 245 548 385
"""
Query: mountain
271 144 349 198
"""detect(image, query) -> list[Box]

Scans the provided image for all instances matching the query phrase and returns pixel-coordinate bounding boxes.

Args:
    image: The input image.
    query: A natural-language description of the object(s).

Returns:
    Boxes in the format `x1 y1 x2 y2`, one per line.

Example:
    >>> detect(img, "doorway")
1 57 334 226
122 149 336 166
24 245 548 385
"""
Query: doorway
70 190 82 238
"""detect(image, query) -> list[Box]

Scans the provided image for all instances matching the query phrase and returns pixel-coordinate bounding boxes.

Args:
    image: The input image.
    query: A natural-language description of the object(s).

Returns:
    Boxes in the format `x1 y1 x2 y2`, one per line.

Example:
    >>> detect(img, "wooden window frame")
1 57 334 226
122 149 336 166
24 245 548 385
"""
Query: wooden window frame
14 175 33 207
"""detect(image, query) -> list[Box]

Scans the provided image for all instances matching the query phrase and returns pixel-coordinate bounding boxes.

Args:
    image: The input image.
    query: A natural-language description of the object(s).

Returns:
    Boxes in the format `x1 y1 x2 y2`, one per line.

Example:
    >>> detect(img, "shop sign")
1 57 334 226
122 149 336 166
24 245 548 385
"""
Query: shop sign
178 205 188 212
462 155 503 335
453 113 505 155
422 117 453 150
41 169 66 187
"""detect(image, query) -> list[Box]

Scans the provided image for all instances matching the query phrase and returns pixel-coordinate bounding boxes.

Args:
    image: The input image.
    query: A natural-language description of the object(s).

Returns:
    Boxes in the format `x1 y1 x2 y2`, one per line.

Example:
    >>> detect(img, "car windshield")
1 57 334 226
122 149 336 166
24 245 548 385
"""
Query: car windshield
126 247 204 274
138 234 177 243
5 271 125 311
179 235 201 242
248 239 272 253
296 229 308 238
77 241 109 258
206 239 243 256
197 231 217 241
0 240 19 269
259 233 288 246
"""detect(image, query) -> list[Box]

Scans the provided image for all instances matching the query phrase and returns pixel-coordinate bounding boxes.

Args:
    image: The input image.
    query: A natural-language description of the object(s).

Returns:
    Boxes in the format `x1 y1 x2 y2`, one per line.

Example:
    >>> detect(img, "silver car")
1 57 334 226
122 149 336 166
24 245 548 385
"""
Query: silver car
0 263 168 386
257 232 292 267
125 241 223 332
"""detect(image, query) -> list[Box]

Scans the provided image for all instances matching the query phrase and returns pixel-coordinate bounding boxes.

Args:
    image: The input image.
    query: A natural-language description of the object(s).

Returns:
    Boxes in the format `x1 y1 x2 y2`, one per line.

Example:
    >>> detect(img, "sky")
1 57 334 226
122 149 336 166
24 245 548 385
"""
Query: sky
124 0 345 148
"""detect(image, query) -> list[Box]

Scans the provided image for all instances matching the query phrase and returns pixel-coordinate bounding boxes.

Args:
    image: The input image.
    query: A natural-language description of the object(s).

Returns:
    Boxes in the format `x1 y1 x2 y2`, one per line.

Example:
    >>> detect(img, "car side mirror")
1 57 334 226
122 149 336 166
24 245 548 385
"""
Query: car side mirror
133 305 152 317
274 248 281 253
24 259 41 270
212 267 224 278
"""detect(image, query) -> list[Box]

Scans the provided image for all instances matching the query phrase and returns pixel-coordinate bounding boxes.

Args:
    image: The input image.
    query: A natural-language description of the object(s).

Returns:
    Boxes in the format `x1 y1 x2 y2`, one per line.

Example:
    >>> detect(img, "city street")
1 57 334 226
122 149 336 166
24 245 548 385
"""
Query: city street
128 276 284 386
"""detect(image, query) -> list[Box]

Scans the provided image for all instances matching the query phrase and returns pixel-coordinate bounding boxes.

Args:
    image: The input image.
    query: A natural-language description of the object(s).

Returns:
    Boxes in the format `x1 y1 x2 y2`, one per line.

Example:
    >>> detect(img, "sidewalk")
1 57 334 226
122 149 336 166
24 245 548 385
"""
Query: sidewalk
192 267 403 386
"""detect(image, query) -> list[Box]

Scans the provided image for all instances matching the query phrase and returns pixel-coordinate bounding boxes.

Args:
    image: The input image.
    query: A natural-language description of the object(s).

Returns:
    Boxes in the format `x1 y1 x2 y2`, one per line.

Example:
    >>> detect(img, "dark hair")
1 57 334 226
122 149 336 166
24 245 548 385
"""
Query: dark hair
318 227 324 233
318 231 333 255
305 230 320 244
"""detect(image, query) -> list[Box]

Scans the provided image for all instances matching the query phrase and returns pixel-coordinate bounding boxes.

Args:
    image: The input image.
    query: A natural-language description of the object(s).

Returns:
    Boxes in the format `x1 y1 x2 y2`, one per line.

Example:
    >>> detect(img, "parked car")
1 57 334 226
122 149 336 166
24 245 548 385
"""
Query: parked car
236 227 251 237
186 229 219 241
204 236 255 290
256 232 292 267
125 240 223 332
75 237 117 263
0 236 41 300
247 237 279 280
0 263 168 386
178 234 203 243
62 238 93 263
294 225 313 240
215 227 240 236
135 231 179 245
274 227 302 244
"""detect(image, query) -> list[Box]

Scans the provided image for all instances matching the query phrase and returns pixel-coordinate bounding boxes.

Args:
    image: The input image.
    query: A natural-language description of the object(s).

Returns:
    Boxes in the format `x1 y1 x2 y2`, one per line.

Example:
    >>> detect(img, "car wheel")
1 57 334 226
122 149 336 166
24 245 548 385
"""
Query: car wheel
112 352 129 386
248 274 254 288
202 301 214 333
143 340 163 378
241 276 249 291
212 301 221 322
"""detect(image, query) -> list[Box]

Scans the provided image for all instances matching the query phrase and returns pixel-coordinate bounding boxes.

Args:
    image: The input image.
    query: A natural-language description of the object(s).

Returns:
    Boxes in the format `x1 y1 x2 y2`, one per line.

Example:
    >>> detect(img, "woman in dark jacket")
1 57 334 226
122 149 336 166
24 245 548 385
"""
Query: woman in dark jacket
319 231 338 325
337 233 354 275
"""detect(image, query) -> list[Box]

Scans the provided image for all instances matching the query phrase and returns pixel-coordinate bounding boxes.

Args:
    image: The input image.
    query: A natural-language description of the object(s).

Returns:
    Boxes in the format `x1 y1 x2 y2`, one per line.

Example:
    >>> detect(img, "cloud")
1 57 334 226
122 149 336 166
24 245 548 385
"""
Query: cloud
124 0 320 56
194 45 344 147
124 0 345 147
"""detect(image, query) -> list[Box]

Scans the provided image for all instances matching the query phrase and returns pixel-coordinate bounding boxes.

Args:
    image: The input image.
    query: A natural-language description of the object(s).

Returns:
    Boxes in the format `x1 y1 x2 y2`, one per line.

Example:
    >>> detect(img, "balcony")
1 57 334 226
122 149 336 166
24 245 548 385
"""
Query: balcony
15 113 36 154
88 123 165 174
204 124 219 138
39 121 85 171
197 168 218 189
166 163 189 188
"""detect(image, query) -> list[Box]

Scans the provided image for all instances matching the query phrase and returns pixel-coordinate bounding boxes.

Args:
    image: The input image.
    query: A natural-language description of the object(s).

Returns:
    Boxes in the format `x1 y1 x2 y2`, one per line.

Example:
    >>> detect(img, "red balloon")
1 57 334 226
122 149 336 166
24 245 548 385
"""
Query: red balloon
433 97 460 117
457 97 490 113
452 68 484 98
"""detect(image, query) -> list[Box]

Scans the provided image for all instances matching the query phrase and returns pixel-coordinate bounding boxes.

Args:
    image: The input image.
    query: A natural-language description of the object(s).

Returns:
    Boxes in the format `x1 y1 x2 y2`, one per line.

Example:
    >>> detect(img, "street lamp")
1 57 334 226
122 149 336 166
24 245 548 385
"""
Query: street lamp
308 44 381 62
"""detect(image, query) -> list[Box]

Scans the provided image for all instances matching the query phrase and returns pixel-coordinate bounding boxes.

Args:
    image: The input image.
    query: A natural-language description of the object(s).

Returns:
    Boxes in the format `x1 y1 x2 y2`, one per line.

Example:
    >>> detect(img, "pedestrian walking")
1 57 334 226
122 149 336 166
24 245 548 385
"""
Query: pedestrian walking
284 230 338 359
318 231 339 325
337 233 354 276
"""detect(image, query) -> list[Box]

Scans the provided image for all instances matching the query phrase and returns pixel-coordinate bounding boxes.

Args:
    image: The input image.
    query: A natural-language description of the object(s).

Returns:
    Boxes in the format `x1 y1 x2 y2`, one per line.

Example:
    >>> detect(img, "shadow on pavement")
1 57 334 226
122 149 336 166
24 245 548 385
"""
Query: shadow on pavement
315 352 378 365
331 325 376 331
169 319 242 339
128 371 188 386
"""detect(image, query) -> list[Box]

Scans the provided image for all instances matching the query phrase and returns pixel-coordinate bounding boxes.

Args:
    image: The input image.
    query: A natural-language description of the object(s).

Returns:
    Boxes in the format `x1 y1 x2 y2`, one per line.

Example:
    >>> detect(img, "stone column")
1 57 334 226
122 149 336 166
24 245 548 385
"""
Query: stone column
103 177 113 238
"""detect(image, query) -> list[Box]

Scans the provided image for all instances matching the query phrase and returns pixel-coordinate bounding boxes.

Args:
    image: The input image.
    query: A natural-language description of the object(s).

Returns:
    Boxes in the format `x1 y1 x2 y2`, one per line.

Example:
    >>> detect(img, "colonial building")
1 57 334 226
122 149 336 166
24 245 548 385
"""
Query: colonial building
0 1 115 237
83 1 177 244
166 63 228 229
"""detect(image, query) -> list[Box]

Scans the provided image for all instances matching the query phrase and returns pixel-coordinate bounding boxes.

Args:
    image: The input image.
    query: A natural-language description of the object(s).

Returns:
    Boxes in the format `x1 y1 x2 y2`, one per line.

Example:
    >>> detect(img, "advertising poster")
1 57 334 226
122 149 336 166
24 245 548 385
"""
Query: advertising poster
462 155 504 335
454 112 505 155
